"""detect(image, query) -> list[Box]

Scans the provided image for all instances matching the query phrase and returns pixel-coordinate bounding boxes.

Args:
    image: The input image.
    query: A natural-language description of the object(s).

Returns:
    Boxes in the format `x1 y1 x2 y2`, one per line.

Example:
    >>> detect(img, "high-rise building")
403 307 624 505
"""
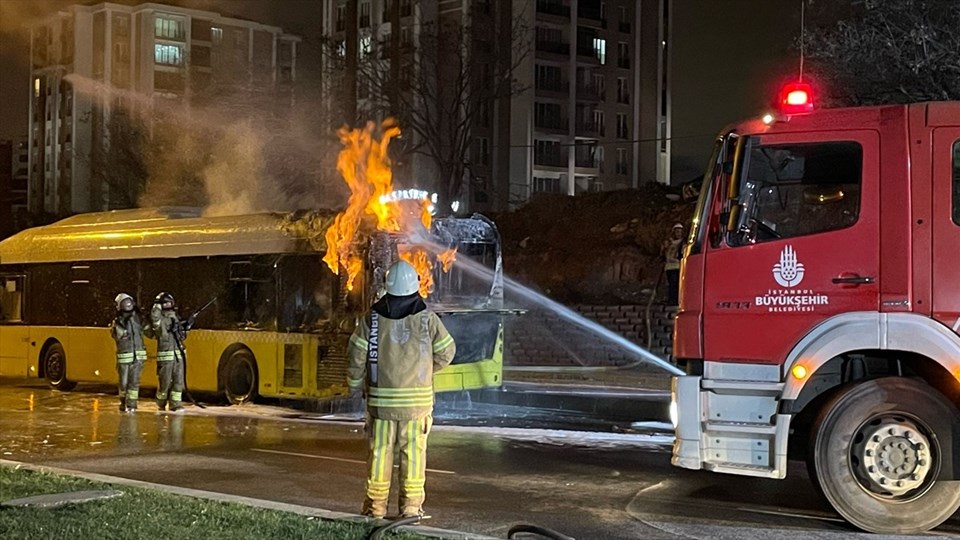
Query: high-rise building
28 2 300 215
322 0 670 212
0 138 30 238
508 0 671 205
319 0 513 213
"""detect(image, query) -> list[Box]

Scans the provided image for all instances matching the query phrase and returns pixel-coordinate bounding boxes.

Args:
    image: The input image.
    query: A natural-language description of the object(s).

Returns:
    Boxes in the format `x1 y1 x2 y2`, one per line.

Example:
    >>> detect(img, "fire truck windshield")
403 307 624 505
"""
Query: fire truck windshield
726 139 863 246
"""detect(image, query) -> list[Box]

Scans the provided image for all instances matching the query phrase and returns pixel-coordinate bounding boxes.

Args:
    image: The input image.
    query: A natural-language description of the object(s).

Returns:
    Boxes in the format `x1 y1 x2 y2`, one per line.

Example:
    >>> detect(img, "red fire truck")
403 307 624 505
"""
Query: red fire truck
670 89 960 534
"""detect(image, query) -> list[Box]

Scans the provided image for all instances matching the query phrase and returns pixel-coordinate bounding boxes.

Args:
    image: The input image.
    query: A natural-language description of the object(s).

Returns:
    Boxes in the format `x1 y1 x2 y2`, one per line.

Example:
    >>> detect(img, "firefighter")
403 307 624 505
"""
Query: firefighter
661 222 685 305
347 260 456 520
111 293 147 412
150 292 186 412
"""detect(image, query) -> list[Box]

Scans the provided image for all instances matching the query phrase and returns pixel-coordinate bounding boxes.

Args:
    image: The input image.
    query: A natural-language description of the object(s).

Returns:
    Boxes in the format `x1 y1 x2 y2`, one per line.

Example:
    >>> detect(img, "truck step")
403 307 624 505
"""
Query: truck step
701 379 784 394
703 460 780 479
705 421 776 435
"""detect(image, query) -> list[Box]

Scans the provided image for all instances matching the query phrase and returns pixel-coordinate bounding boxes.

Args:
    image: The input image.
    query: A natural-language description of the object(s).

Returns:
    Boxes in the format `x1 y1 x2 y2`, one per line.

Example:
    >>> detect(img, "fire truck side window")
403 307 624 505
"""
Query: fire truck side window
728 141 862 245
952 140 960 226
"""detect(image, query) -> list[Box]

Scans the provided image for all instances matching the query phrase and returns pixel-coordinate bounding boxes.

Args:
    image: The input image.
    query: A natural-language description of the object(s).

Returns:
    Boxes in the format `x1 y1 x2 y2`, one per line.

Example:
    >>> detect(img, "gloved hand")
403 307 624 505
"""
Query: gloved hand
154 292 166 304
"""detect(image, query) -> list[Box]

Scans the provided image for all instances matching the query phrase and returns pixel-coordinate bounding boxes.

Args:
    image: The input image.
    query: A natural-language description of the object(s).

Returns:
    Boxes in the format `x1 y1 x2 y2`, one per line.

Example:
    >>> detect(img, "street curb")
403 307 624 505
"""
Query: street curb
0 459 497 540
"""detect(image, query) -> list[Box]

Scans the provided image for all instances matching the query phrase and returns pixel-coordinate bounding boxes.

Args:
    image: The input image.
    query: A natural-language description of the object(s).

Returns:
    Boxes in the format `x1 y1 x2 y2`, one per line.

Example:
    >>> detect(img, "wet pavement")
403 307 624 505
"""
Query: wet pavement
2 380 959 539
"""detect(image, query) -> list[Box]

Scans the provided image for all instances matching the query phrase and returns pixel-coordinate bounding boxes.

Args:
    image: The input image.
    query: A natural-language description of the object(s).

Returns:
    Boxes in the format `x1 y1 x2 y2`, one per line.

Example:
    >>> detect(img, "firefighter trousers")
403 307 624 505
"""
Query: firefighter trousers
116 355 145 410
156 351 184 410
363 415 432 518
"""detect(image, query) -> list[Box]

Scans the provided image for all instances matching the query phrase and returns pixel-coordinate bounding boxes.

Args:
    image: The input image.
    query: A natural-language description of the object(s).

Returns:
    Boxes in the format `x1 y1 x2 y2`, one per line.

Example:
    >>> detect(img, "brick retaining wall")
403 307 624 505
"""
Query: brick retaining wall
504 304 677 367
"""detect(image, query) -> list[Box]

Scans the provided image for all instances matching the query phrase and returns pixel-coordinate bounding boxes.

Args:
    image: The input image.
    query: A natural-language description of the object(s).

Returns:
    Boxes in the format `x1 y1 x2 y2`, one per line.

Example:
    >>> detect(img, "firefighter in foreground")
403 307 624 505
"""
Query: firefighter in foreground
347 260 456 519
150 292 186 411
111 293 147 412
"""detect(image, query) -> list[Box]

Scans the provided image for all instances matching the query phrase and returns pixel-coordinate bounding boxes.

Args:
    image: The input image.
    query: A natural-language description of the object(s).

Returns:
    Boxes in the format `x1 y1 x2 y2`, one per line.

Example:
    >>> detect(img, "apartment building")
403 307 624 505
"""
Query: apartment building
28 2 300 215
507 0 670 205
0 138 30 238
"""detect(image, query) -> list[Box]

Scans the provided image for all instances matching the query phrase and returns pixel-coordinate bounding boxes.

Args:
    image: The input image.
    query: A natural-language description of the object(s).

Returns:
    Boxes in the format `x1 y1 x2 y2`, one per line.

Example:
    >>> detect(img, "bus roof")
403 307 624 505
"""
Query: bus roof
0 207 338 265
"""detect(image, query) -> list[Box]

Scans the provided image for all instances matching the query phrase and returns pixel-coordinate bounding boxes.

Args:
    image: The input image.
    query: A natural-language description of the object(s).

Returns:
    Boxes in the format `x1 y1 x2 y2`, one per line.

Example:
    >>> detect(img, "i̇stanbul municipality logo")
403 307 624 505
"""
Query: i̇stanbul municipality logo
773 246 805 287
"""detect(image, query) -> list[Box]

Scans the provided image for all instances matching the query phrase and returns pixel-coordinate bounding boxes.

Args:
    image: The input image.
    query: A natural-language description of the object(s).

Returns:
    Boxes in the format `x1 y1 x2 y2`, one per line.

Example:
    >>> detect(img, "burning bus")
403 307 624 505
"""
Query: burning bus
0 121 509 404
0 207 507 403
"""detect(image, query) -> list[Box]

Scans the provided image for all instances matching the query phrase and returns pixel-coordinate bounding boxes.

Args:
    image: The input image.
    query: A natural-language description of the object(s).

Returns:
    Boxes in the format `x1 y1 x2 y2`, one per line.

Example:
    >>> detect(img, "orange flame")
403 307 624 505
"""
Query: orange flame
437 248 458 272
324 120 444 297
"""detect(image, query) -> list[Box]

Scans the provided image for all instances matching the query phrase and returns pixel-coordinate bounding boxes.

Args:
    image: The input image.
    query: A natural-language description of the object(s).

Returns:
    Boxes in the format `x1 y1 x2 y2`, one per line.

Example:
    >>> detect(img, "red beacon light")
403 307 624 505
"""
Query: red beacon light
778 81 814 115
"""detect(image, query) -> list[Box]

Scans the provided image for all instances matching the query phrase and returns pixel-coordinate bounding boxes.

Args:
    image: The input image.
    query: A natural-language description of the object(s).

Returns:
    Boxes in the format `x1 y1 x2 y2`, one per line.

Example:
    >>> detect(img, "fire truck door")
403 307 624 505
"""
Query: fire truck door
932 128 960 334
703 131 881 363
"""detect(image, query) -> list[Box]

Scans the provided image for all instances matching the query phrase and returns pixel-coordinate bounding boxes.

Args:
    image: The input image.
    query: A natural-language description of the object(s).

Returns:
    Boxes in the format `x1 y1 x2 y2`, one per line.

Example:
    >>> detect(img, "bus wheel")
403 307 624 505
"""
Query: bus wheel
809 377 960 534
43 342 76 391
220 348 258 405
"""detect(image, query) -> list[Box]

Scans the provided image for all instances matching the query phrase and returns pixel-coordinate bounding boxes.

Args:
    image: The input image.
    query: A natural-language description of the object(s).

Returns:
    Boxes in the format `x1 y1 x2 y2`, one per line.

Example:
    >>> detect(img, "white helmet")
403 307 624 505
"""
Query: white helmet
385 260 420 296
115 293 134 312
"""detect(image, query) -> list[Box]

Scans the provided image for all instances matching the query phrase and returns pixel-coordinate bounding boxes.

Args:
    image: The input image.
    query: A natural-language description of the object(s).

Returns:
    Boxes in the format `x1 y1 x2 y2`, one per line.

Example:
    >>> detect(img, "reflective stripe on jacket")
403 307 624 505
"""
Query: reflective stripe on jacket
150 306 182 353
112 312 147 360
347 309 456 421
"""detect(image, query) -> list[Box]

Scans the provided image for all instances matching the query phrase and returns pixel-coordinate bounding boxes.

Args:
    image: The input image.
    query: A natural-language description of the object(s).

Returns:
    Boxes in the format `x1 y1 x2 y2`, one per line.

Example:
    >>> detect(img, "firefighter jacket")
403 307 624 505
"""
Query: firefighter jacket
347 294 456 422
111 311 147 363
150 305 185 360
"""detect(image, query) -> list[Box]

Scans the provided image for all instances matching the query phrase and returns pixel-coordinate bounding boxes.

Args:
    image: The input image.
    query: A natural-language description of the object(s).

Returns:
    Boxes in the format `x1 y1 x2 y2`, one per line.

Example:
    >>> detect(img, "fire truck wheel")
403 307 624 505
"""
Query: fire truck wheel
220 348 258 405
43 342 76 391
809 377 960 534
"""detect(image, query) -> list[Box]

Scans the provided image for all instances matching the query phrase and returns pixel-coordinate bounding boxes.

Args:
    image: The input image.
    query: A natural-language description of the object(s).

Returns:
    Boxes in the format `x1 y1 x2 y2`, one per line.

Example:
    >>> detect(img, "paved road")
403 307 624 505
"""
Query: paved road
1 381 958 540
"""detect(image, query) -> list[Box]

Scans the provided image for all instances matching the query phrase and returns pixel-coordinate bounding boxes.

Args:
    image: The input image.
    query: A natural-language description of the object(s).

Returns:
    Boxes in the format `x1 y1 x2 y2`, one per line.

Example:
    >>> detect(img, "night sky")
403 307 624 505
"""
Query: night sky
0 0 324 141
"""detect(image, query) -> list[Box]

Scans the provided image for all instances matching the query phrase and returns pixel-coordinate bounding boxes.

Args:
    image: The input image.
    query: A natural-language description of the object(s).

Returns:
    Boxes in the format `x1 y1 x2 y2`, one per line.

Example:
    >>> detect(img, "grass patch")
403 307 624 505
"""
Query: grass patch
0 465 432 540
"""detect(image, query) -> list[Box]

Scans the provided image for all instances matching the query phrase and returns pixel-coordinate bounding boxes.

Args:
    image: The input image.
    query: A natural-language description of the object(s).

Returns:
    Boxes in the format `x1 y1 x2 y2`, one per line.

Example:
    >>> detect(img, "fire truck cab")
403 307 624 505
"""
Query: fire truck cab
671 98 960 533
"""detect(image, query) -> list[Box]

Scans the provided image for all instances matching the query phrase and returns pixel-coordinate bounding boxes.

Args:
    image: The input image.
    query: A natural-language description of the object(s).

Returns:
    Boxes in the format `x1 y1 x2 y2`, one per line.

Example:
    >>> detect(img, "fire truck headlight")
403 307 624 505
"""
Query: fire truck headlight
669 399 679 429
762 113 775 125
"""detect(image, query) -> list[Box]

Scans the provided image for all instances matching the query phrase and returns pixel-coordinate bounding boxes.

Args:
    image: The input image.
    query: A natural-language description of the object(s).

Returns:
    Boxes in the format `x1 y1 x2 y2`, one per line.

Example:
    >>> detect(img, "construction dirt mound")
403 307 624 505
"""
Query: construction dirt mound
490 184 697 305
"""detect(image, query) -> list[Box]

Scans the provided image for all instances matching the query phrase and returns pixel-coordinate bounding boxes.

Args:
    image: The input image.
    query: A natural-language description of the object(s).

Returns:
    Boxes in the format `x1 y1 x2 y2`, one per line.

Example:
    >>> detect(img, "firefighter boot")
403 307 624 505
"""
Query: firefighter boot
361 497 387 519
400 502 424 520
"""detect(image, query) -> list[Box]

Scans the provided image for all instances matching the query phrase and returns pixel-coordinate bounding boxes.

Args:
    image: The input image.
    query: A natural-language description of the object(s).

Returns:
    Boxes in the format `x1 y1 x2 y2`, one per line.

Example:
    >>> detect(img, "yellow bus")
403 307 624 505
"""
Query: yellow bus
0 207 507 404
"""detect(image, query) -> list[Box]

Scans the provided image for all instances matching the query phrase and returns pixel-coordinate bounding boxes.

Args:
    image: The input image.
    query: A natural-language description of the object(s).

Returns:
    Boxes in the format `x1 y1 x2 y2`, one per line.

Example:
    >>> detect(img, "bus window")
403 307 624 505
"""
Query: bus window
0 276 25 322
279 255 334 332
227 259 277 330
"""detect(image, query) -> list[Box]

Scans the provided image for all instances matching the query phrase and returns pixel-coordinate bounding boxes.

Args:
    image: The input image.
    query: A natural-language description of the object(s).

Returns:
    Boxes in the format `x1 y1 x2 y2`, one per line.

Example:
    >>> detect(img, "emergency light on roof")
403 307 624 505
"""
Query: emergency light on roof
778 81 814 115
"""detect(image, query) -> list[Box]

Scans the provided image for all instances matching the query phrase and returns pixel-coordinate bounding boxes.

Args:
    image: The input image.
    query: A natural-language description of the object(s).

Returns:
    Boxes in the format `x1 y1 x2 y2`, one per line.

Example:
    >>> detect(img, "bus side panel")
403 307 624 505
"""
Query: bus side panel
0 326 31 377
182 330 218 394
66 327 119 384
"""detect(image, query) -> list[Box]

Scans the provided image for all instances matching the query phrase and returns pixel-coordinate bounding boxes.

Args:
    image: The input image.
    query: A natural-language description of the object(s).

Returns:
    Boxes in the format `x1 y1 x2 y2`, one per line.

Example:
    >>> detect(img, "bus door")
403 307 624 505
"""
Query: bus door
0 274 30 376
703 131 881 363
932 127 960 333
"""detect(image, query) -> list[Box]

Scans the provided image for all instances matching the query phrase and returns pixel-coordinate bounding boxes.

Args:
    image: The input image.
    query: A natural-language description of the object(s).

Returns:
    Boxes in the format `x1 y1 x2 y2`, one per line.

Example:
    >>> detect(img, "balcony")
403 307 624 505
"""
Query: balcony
534 115 568 132
534 151 567 167
574 156 600 170
536 40 570 56
576 83 604 101
575 120 604 138
578 6 606 28
535 80 569 97
536 0 570 18
576 47 602 64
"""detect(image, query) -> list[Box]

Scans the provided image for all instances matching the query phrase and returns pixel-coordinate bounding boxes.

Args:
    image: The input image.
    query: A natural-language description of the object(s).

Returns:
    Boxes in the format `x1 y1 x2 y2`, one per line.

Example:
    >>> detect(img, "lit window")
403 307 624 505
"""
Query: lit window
212 27 223 43
154 16 185 41
592 38 605 64
154 43 183 65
